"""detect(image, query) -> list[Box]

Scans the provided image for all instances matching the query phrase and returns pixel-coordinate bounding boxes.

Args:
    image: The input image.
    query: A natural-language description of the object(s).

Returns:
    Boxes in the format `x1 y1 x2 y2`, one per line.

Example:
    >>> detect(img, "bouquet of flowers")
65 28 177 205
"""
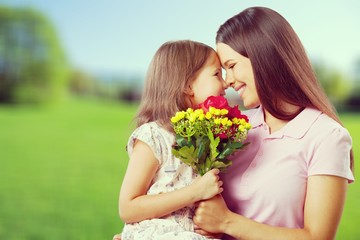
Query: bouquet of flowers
171 96 251 176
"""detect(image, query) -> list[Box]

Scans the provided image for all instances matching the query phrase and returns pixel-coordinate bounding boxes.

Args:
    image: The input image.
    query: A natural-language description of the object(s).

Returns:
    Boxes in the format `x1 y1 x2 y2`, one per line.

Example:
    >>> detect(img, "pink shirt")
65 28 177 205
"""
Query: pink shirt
221 106 354 239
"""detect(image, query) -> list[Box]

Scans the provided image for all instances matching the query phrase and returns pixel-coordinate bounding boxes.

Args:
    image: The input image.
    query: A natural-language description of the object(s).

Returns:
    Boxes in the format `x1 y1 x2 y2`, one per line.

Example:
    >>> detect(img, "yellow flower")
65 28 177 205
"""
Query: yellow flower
245 123 252 130
214 118 221 125
198 113 205 121
205 112 212 119
189 114 197 122
220 109 228 115
209 107 216 114
194 109 204 115
171 111 187 123
240 118 246 125
177 111 186 119
221 117 229 125
171 116 178 123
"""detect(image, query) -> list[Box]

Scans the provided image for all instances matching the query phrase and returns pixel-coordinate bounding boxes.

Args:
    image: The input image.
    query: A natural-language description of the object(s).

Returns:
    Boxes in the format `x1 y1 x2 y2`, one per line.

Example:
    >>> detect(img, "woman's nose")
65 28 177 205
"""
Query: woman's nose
225 74 234 87
222 79 229 89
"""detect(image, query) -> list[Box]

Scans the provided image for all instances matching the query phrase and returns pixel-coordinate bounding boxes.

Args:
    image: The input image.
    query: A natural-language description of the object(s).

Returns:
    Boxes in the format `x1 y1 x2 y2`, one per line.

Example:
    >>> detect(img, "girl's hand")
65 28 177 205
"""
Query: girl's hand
193 194 229 233
192 169 223 200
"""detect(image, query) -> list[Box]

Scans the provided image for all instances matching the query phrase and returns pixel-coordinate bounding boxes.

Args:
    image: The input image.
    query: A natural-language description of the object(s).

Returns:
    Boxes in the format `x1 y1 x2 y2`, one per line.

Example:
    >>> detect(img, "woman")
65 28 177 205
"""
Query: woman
193 6 354 240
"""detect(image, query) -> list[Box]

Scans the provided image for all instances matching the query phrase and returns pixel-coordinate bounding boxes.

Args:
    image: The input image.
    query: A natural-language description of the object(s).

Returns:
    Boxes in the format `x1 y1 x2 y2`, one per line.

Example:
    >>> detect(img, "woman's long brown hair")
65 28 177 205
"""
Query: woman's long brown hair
216 7 354 171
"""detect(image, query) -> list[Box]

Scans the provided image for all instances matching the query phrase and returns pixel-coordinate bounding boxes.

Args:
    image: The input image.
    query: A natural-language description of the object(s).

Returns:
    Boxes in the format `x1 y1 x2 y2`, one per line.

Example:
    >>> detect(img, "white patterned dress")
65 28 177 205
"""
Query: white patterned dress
121 122 212 240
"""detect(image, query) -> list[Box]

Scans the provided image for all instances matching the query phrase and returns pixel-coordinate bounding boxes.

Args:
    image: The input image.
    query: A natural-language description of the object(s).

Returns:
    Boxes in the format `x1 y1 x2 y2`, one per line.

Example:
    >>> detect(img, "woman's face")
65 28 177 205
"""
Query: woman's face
216 43 260 108
189 51 227 106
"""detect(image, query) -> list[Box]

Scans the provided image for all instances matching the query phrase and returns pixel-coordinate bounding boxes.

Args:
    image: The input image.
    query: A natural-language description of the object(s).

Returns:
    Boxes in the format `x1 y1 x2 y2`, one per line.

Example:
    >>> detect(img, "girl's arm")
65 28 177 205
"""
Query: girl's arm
194 175 348 240
119 140 223 223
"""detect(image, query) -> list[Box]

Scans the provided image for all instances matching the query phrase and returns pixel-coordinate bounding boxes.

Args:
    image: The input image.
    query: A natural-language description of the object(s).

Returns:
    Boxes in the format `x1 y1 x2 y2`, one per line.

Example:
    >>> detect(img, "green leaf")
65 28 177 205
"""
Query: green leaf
196 136 210 164
175 134 190 147
228 141 244 149
217 147 236 159
213 160 232 172
172 145 201 173
212 160 232 169
218 141 250 159
205 156 212 172
207 130 220 160
172 145 196 159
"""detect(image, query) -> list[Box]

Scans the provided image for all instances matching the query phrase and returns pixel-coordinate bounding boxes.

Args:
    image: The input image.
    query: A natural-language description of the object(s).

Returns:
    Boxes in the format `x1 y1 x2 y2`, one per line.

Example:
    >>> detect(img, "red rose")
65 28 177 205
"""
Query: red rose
228 105 249 122
216 132 228 139
228 105 242 118
200 96 230 113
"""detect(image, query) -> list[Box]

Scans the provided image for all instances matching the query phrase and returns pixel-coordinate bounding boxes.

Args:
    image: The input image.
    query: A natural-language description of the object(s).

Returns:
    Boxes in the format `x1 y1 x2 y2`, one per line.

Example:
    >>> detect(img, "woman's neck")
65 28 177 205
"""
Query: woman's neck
263 104 300 134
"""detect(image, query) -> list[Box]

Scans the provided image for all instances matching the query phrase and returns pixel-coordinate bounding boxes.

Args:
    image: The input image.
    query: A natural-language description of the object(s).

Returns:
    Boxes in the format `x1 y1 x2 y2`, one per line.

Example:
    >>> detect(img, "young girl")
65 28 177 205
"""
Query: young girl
118 40 228 239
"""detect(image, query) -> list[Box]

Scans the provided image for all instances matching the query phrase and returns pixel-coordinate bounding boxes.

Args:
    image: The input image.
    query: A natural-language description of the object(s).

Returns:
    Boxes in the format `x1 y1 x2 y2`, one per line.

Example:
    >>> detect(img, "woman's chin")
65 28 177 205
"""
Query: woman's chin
241 98 249 108
243 100 259 109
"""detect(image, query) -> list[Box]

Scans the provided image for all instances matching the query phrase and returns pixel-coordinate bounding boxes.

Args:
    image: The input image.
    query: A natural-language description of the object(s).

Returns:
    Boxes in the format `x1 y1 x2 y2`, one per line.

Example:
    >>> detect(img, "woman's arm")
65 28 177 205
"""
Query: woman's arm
119 140 223 223
194 175 348 240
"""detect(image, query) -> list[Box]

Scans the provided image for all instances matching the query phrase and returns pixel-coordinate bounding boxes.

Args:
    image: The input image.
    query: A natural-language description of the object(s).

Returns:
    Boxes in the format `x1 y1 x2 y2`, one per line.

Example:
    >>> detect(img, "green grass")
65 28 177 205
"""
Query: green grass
336 113 360 240
0 98 136 239
0 99 358 239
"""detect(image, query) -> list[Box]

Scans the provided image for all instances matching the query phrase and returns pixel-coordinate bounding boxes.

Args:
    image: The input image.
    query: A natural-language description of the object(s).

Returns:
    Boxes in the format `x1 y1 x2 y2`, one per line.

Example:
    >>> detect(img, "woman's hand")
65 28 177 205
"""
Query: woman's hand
193 194 230 233
192 169 223 200
194 224 223 239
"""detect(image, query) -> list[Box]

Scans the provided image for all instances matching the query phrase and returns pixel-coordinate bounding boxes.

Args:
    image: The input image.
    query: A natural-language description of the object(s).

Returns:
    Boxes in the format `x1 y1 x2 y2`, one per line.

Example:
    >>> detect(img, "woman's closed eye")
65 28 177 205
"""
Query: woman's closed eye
228 64 235 69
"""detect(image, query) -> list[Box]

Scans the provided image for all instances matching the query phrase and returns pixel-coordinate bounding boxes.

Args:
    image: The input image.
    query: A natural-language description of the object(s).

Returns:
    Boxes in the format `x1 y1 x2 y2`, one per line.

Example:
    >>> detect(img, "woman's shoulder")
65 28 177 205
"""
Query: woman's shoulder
304 109 352 145
304 109 354 182
313 110 349 134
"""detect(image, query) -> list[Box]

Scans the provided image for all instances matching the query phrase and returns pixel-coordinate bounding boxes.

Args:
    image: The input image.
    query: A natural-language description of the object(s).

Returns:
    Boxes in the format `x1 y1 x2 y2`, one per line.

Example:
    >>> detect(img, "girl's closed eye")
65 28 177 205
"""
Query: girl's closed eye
215 71 224 82
214 70 221 77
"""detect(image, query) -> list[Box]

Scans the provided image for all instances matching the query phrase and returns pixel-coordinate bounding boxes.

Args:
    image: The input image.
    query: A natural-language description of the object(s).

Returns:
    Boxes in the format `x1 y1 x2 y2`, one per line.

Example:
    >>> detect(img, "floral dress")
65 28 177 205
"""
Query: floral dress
121 122 212 240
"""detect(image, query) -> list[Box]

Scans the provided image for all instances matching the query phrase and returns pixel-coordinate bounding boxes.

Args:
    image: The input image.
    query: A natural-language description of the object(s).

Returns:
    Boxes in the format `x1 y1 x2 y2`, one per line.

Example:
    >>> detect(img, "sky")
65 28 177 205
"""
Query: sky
1 0 360 79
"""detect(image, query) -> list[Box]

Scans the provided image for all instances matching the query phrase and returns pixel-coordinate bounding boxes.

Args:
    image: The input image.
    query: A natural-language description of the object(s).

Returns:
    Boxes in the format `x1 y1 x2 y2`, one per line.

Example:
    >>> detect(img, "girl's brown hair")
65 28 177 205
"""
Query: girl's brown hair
216 7 354 170
135 40 214 131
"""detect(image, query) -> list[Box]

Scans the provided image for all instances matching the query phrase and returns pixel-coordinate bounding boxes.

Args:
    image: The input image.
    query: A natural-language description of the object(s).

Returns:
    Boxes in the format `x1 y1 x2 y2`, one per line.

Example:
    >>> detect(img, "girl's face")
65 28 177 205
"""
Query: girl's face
216 43 260 108
189 51 227 106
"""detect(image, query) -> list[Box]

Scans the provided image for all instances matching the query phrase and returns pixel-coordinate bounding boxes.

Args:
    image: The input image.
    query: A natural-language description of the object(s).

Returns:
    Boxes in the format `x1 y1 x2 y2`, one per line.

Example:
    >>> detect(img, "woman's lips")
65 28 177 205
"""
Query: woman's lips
235 84 246 97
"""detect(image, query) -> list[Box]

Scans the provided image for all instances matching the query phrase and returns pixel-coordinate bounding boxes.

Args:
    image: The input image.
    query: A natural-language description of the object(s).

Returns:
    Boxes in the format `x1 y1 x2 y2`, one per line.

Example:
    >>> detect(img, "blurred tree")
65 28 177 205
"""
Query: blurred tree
0 6 69 104
313 62 351 108
69 70 95 96
345 57 360 111
352 57 360 89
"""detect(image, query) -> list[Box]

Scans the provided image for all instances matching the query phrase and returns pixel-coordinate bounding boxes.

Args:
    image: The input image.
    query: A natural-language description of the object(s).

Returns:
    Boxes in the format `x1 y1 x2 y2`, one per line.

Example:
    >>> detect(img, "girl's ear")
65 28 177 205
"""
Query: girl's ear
184 84 194 96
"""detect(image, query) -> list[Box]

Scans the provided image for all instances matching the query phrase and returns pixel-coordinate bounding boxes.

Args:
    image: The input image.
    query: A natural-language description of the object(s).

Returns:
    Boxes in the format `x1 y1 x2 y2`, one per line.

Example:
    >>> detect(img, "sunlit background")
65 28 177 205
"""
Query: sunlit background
0 0 359 239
